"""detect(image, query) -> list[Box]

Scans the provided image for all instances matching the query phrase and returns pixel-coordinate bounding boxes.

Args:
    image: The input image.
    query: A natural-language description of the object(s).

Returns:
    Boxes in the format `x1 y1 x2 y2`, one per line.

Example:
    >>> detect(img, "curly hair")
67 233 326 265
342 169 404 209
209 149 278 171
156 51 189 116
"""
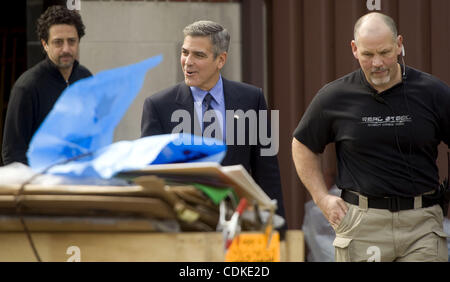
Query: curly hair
36 5 85 43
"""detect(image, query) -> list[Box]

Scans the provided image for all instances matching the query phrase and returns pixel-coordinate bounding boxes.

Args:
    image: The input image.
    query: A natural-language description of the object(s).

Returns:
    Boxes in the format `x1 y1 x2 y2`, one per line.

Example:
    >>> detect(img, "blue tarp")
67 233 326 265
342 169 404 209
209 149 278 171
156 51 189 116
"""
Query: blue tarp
26 55 226 179
45 134 226 179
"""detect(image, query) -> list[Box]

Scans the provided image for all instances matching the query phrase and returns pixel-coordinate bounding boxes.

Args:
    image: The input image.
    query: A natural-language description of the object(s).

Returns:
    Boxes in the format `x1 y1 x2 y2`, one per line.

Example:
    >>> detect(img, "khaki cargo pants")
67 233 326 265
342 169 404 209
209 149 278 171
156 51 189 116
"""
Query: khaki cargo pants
333 194 448 262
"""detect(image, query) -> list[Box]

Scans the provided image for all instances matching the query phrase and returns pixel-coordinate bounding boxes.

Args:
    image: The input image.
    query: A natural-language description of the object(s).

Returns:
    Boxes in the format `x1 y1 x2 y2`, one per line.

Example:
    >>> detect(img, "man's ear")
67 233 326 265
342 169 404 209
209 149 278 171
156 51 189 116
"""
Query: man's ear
41 39 48 52
351 40 358 59
396 35 404 56
217 52 227 70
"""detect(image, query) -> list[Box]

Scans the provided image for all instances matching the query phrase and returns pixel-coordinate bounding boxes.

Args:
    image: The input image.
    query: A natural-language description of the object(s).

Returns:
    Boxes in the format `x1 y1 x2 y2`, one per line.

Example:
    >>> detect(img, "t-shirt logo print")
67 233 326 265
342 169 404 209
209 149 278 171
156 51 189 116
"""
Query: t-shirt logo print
360 115 412 127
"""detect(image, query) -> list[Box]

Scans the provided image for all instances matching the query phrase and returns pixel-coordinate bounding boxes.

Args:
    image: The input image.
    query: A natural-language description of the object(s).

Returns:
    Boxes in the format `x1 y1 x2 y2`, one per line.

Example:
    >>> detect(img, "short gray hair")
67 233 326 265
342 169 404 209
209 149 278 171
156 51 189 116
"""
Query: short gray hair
354 12 398 43
183 20 230 58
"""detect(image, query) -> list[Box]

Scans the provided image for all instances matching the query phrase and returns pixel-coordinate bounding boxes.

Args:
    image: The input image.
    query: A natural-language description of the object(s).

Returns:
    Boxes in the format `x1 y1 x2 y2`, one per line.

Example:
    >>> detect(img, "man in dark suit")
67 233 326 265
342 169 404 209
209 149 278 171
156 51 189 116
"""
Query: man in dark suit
141 20 285 219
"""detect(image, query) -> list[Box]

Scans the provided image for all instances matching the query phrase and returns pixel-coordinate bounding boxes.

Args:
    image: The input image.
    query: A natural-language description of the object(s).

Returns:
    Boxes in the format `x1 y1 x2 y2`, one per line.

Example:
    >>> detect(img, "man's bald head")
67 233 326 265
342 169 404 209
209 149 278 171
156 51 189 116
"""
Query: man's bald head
354 12 398 44
350 12 404 92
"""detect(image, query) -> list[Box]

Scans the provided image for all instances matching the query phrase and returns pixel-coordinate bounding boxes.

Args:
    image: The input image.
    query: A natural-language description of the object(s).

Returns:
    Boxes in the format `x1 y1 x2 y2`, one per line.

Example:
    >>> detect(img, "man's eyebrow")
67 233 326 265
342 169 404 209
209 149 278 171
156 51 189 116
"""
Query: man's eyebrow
181 48 207 57
52 37 77 41
193 50 206 55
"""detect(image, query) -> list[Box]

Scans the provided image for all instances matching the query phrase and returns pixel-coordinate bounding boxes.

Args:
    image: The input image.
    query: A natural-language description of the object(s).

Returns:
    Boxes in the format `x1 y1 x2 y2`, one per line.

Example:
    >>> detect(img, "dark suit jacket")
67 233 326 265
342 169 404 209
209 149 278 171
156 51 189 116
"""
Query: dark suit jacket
141 78 285 219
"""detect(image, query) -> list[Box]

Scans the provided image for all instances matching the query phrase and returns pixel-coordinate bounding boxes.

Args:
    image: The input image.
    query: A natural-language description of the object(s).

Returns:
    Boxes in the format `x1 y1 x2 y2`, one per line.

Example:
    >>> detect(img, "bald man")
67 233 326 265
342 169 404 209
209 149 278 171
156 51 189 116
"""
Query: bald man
292 12 450 261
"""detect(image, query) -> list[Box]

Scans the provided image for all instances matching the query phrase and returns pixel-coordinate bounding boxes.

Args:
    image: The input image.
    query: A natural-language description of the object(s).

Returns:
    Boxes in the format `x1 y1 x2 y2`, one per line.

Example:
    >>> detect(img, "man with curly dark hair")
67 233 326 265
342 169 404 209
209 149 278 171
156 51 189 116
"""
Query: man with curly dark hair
2 5 92 165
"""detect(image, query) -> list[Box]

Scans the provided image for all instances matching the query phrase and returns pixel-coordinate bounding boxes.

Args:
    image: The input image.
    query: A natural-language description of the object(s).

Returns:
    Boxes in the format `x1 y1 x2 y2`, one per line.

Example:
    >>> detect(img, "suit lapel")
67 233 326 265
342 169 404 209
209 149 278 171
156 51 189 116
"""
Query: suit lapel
222 78 241 161
175 83 201 135
223 78 240 112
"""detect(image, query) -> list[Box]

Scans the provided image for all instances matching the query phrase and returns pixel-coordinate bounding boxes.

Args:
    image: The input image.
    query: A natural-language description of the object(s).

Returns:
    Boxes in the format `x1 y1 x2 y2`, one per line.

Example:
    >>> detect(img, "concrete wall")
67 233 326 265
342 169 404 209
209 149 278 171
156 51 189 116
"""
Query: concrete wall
79 1 242 141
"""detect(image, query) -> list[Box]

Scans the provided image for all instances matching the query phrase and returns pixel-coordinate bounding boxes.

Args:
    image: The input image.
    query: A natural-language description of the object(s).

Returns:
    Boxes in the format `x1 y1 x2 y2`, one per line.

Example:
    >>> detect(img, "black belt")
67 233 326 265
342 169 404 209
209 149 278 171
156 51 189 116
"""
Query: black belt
341 190 439 212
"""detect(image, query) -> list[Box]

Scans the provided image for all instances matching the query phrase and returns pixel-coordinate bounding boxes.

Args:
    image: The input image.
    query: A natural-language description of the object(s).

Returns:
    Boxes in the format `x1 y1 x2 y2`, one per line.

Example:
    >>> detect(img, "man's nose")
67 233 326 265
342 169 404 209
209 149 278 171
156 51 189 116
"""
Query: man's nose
184 54 193 66
372 56 383 67
62 41 71 52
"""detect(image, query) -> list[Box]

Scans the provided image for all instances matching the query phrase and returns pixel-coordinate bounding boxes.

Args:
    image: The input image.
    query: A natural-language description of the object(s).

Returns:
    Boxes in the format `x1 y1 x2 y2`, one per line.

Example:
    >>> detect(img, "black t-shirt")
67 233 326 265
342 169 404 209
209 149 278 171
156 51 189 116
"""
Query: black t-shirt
293 66 450 197
2 57 92 165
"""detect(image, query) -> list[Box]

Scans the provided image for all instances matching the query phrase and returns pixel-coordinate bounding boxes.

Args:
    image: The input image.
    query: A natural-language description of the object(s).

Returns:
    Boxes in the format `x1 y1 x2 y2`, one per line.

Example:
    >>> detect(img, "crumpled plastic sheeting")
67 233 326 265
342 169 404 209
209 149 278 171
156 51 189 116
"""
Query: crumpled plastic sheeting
0 162 37 184
0 162 128 186
27 55 163 172
46 133 226 179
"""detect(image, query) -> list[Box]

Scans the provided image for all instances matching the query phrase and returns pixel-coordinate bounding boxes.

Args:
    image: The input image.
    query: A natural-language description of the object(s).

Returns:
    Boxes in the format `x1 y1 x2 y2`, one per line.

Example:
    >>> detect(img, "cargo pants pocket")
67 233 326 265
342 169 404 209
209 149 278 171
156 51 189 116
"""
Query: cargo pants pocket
432 229 449 262
333 237 353 262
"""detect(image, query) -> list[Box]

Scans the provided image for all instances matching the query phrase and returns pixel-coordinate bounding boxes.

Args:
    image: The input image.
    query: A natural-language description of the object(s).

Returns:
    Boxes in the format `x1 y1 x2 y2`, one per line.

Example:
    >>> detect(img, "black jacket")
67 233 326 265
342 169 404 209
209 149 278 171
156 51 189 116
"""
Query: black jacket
2 57 92 165
141 78 286 219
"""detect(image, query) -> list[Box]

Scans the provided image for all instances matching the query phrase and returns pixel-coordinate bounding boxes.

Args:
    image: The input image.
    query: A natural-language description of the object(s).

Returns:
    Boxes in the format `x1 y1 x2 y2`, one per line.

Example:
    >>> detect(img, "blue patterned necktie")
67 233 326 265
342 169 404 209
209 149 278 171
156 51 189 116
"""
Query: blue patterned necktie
202 93 215 138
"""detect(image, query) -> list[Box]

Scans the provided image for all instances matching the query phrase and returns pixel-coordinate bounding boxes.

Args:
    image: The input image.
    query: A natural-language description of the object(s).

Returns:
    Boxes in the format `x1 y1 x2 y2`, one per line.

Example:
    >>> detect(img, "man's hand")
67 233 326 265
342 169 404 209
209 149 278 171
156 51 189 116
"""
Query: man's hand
316 194 349 229
292 138 349 229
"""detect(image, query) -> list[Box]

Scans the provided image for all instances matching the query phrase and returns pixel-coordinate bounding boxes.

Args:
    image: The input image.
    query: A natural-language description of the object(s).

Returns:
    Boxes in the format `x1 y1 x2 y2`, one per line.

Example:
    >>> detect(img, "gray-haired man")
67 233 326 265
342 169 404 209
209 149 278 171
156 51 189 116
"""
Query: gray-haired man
141 20 286 221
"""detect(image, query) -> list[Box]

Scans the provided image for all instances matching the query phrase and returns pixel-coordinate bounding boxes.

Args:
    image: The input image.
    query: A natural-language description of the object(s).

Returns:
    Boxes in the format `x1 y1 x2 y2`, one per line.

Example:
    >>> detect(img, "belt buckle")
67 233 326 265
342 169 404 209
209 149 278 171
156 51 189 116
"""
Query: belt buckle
388 197 400 212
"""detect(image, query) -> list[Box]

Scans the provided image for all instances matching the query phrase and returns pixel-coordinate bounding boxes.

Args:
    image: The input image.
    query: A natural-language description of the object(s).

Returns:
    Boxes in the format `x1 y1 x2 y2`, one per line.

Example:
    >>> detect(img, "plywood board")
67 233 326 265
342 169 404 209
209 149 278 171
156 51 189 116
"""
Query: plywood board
0 195 176 219
121 163 275 209
0 230 304 262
